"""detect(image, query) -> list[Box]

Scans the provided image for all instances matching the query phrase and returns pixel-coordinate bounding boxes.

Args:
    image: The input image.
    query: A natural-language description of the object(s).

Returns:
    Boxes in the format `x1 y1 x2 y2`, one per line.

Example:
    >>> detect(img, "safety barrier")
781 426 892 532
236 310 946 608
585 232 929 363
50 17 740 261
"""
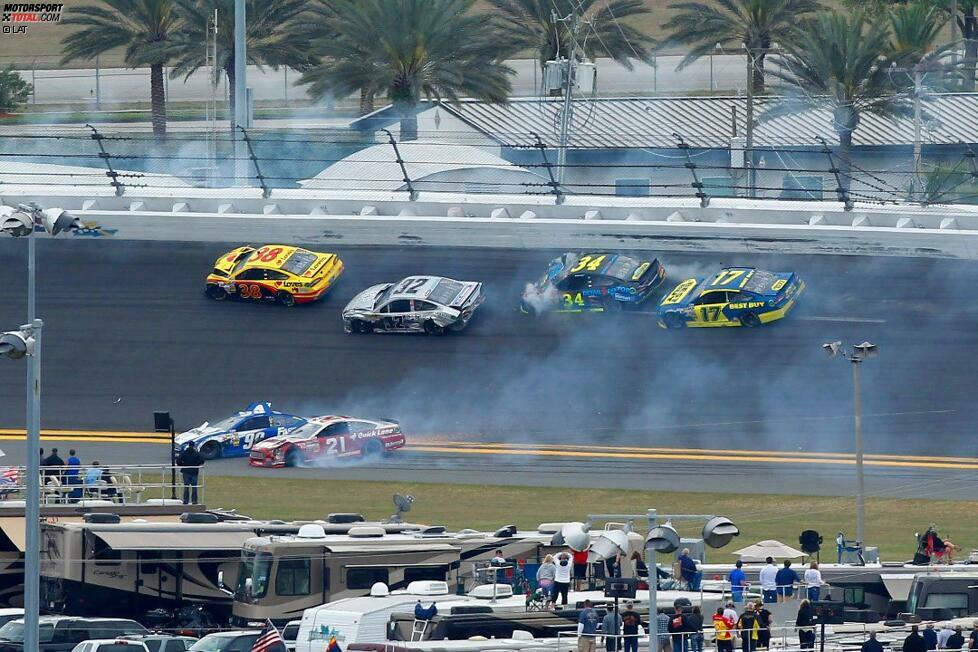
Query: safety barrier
0 463 203 506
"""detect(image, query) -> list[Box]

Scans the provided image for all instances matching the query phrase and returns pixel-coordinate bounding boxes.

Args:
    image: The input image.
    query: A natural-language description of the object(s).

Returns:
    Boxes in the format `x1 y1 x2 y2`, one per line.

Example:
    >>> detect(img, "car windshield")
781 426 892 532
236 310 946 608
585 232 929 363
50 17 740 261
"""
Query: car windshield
200 416 239 432
281 250 317 275
0 621 55 642
428 279 464 306
372 284 396 309
235 551 272 599
284 422 323 440
190 634 245 651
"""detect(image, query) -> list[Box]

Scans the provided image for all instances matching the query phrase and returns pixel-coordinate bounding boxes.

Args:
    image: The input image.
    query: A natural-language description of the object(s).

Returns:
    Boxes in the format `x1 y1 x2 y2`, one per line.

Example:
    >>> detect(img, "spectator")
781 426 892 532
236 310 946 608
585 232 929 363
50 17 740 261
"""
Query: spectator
176 441 205 505
796 599 815 651
554 551 572 606
606 553 622 579
573 548 589 590
862 632 884 652
621 601 641 652
946 626 966 650
84 461 103 486
490 548 508 583
602 606 622 652
775 560 799 602
578 599 599 652
678 548 699 591
939 624 955 649
713 608 735 652
754 600 772 650
906 626 929 652
758 557 778 604
687 606 704 652
656 609 672 652
42 447 64 482
837 532 846 564
804 562 824 602
64 449 82 501
537 554 557 600
668 606 689 652
630 551 648 580
729 561 747 603
968 623 978 651
737 603 760 652
723 602 738 624
925 624 939 651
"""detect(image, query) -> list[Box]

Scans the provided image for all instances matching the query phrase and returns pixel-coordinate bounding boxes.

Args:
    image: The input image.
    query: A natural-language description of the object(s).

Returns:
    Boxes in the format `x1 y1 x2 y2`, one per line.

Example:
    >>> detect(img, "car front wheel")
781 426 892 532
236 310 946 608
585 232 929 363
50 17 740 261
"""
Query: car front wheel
285 448 303 467
206 285 228 301
663 313 686 329
200 441 221 460
424 320 446 335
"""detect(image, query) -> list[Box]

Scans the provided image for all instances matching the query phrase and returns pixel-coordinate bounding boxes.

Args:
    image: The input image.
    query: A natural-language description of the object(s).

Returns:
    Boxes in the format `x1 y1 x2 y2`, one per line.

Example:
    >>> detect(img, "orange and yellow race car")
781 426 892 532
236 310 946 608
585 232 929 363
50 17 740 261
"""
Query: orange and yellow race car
205 244 343 306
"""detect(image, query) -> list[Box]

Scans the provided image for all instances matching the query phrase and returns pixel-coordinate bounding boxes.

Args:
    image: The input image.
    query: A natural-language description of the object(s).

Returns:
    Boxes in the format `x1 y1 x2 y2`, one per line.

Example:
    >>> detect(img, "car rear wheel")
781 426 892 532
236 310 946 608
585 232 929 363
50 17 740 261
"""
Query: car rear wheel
350 319 373 334
276 291 296 307
363 439 384 459
741 312 762 327
424 320 446 335
200 441 221 460
206 285 228 301
285 448 303 467
664 313 686 329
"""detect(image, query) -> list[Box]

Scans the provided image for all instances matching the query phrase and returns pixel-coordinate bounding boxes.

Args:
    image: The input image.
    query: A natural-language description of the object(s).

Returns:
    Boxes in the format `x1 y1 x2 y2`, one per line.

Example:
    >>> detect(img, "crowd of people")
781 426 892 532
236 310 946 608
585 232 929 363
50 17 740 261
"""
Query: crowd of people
729 557 827 603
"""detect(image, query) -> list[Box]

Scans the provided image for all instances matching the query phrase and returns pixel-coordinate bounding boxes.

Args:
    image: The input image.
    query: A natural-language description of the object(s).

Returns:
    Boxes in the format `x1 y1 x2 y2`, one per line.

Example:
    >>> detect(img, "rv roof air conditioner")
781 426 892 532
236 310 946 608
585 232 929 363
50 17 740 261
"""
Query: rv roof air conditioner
406 581 450 596
493 524 517 538
328 513 366 524
83 513 121 524
467 583 514 600
419 526 448 537
297 524 328 539
370 582 390 597
181 512 220 524
349 525 385 538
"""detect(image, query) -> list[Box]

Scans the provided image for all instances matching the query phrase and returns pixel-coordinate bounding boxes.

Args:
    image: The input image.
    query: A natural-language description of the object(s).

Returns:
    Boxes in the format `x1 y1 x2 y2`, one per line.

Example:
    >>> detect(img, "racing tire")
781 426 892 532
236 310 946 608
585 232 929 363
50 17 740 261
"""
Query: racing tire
206 285 228 301
199 441 221 460
363 439 384 459
741 312 762 328
276 291 296 307
285 448 303 468
663 313 686 329
423 320 446 335
350 319 373 334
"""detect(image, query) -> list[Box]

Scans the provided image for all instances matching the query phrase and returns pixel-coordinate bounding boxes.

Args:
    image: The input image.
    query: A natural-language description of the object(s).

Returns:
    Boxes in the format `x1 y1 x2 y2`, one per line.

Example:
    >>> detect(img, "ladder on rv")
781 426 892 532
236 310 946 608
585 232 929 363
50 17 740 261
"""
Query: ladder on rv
410 619 429 642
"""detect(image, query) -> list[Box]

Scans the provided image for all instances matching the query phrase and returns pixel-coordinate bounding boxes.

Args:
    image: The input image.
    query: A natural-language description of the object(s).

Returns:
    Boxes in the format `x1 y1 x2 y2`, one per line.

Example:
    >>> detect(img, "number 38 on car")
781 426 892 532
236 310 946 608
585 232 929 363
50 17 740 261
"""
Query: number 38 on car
206 244 344 307
248 416 406 468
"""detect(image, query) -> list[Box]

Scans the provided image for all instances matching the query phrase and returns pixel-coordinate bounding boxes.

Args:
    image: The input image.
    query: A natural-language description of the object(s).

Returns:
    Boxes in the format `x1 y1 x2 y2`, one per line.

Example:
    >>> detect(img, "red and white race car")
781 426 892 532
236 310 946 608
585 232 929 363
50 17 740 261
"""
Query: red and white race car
248 415 405 468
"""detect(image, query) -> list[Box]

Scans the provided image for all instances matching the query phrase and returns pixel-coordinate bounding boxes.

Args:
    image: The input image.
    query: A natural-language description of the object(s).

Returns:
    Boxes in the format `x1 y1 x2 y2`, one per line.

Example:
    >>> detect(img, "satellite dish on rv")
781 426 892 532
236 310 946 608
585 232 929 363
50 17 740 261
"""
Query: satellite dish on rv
390 494 415 523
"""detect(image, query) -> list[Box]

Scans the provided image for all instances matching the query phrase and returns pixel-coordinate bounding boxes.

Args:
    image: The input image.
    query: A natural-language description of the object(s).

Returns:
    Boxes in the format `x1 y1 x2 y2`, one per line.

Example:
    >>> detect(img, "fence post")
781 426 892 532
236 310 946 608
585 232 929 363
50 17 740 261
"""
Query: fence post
237 126 270 198
816 136 853 211
673 133 708 208
532 133 563 204
85 124 124 196
381 128 416 200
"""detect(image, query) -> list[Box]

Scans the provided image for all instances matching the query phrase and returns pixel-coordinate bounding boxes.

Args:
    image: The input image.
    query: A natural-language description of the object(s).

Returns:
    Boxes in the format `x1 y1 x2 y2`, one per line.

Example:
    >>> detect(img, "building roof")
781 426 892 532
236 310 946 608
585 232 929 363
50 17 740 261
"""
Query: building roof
353 95 978 149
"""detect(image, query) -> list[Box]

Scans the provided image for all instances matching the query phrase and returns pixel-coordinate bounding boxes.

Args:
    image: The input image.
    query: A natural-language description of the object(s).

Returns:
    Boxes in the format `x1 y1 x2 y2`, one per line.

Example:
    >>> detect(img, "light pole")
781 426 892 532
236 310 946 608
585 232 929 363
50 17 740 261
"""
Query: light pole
823 340 879 548
1 204 80 652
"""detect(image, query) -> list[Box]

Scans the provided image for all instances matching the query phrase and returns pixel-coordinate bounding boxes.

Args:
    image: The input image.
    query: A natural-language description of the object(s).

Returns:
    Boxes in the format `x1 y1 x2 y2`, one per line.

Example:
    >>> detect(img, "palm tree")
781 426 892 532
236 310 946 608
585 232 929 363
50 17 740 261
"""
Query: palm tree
299 0 515 141
486 0 656 71
765 10 912 195
954 0 977 91
166 0 313 120
60 0 181 138
663 0 823 94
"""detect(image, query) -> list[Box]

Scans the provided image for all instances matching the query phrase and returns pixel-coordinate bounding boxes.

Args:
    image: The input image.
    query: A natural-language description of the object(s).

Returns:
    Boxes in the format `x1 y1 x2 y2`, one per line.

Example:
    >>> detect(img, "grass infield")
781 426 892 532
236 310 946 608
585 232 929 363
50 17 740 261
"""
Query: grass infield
204 476 966 563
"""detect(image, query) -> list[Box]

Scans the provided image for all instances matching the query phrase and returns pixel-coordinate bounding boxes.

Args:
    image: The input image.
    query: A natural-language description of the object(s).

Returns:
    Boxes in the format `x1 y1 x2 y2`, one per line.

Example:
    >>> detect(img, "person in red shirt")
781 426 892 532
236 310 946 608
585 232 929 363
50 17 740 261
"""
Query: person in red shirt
573 549 589 590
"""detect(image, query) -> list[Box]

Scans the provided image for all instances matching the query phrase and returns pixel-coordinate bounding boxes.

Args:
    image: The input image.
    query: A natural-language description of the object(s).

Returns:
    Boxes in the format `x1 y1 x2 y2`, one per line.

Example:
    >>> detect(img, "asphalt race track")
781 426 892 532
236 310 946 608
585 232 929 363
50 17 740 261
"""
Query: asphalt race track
1 238 977 497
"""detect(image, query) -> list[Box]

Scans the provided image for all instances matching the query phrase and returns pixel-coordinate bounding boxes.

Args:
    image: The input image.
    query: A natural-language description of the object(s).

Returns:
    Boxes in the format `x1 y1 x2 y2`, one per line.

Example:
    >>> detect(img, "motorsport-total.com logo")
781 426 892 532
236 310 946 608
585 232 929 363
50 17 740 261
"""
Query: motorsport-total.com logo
1 3 63 34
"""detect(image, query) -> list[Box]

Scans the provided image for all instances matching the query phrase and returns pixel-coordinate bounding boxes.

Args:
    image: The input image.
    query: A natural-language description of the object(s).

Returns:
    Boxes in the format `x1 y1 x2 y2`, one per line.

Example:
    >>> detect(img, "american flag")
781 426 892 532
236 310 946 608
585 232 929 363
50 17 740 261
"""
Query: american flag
0 467 18 497
251 619 287 652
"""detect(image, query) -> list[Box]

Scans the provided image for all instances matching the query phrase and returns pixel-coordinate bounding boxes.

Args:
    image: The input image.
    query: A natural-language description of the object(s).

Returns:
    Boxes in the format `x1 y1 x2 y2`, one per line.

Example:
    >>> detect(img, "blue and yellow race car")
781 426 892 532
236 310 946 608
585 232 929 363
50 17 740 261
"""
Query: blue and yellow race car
520 252 665 314
173 402 307 459
657 267 804 328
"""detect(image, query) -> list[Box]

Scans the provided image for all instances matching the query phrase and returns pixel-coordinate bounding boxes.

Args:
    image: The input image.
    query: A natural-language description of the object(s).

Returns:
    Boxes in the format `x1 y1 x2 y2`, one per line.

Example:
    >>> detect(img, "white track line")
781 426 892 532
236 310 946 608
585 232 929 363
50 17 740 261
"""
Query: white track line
798 316 887 324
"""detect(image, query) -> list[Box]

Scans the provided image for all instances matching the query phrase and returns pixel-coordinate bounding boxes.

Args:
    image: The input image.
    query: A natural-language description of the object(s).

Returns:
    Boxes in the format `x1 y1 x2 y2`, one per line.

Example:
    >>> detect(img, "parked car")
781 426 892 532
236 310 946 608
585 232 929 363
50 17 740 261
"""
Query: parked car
187 631 261 652
0 616 147 651
0 611 22 631
282 621 300 652
121 635 197 652
70 640 150 652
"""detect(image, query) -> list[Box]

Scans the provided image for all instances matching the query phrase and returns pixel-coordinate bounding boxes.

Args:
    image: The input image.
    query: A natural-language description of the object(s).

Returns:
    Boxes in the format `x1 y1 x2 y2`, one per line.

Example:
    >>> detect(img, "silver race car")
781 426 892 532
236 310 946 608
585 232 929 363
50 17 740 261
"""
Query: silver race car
342 275 484 334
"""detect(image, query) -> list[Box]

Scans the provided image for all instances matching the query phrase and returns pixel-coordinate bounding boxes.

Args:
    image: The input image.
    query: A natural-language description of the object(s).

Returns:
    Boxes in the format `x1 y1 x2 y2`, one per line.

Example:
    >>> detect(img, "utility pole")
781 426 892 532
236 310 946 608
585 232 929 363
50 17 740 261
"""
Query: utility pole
951 0 959 67
556 10 579 186
912 69 923 201
745 47 755 198
233 0 248 185
852 359 865 547
209 8 219 187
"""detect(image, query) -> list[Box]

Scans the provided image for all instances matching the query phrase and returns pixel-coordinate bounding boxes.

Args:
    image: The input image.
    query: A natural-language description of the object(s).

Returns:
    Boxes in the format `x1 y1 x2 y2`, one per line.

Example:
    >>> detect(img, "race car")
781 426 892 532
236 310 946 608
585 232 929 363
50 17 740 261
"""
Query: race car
520 252 665 314
657 266 805 328
248 416 406 467
174 402 307 460
342 275 484 334
205 244 343 306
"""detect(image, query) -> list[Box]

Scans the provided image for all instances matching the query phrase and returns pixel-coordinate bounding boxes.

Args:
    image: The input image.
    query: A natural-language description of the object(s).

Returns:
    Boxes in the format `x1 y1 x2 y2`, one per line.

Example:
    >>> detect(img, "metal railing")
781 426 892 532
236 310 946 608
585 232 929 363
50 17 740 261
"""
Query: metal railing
0 463 204 506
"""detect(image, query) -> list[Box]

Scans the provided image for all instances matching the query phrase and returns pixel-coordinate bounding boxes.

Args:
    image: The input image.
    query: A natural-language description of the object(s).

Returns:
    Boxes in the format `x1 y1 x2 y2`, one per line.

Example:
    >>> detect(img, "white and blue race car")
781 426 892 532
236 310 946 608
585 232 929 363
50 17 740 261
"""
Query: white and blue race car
173 402 307 460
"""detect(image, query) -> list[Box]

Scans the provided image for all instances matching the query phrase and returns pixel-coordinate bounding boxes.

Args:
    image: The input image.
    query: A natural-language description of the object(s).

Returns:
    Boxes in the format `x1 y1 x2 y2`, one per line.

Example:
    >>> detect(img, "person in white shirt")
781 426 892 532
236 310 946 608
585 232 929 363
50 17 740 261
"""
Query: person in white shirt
723 602 738 623
804 562 824 602
937 623 954 649
554 551 573 606
758 557 778 604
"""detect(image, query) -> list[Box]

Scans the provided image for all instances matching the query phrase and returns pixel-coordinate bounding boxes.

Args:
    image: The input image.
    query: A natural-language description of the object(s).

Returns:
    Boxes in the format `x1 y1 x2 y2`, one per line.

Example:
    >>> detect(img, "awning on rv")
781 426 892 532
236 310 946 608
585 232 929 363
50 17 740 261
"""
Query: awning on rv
0 517 25 552
94 529 255 551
